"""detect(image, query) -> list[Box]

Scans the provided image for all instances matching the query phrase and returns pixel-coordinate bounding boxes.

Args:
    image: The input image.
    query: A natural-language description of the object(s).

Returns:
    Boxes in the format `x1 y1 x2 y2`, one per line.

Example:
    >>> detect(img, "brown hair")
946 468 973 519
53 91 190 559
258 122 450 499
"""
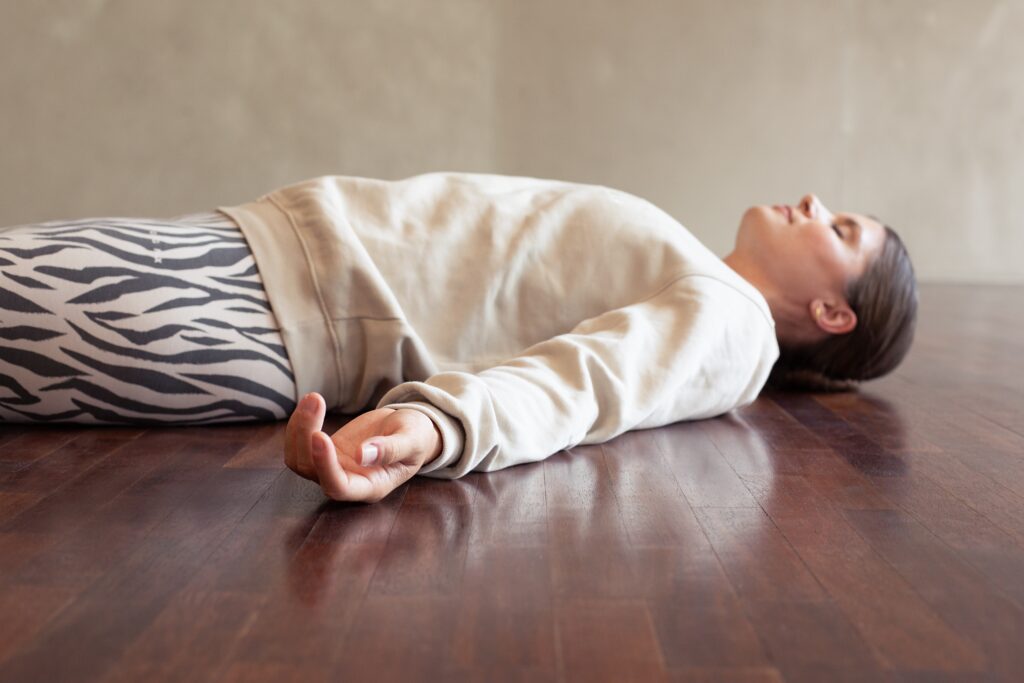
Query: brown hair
767 224 918 392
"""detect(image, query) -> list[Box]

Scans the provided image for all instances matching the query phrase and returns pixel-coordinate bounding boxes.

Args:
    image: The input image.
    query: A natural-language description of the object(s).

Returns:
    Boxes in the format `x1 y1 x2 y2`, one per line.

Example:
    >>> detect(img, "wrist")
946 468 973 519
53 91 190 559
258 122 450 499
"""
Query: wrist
396 408 443 468
424 420 443 467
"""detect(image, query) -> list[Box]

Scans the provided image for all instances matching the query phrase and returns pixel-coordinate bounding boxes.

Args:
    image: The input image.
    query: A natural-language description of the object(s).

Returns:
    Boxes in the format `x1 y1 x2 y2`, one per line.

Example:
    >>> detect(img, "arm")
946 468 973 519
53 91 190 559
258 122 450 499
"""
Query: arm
379 276 776 479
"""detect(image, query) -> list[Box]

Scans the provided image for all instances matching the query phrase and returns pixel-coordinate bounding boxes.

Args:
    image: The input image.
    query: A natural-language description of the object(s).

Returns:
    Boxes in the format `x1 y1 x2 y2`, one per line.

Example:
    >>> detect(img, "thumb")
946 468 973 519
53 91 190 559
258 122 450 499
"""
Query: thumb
359 430 418 467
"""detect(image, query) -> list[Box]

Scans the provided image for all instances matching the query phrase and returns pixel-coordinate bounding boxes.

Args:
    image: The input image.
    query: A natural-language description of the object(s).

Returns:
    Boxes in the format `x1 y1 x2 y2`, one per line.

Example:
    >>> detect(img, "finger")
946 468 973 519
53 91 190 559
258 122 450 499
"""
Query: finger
285 393 325 476
285 393 323 470
310 431 374 501
358 421 419 468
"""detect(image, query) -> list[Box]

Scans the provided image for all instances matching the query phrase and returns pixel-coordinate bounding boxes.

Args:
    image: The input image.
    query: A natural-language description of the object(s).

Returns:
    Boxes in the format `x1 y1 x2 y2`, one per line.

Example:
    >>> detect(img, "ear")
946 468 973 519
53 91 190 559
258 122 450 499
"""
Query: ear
809 298 857 335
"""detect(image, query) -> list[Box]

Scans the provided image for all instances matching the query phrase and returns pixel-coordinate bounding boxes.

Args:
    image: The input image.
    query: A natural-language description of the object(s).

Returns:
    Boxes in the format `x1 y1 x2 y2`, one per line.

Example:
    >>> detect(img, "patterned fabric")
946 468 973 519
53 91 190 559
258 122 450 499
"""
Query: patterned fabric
0 211 297 424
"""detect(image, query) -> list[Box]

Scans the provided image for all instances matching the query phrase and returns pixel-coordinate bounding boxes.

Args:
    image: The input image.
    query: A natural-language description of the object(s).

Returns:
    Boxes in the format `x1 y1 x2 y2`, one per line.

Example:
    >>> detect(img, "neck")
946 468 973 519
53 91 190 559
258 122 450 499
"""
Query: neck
722 251 820 348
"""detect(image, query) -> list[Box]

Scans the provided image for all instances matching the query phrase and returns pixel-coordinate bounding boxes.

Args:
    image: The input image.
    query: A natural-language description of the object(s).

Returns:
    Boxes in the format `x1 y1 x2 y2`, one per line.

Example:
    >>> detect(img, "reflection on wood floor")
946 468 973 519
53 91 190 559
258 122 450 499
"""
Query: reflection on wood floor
1 283 1022 682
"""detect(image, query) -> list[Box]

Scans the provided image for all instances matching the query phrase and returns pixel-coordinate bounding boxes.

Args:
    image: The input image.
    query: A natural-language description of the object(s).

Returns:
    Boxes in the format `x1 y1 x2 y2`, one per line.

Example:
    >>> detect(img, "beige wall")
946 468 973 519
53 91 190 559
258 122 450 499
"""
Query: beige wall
2 0 1021 283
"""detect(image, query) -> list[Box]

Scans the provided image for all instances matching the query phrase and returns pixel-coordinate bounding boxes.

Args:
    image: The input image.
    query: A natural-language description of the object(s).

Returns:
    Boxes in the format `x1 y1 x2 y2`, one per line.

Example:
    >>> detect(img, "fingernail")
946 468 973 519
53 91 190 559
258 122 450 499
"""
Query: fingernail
311 435 325 455
361 443 379 466
302 394 316 413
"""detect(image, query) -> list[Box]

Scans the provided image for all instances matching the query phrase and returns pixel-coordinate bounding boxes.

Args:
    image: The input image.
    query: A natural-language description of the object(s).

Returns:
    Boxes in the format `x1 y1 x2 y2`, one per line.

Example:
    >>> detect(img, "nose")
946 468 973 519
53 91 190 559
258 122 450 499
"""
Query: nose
797 194 832 222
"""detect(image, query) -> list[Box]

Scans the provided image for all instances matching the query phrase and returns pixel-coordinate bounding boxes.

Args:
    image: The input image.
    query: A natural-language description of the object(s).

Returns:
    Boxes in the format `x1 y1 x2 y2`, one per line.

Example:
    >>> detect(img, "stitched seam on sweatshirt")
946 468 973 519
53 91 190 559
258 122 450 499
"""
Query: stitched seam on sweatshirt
332 315 404 323
267 194 345 399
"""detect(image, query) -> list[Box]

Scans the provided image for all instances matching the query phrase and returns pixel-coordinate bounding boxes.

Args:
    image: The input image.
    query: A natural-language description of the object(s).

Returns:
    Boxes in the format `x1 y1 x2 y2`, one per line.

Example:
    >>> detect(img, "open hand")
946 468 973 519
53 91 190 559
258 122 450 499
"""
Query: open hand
284 392 443 503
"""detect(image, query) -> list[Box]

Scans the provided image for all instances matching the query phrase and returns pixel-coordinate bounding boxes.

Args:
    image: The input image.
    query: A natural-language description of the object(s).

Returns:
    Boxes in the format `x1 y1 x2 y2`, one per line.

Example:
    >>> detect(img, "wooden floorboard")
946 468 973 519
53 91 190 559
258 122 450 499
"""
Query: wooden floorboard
1 282 1022 682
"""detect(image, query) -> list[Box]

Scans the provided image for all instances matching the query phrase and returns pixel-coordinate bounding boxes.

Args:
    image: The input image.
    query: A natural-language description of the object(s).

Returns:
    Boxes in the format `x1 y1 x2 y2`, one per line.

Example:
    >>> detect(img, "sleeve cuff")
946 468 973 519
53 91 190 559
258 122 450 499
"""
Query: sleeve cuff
379 400 466 476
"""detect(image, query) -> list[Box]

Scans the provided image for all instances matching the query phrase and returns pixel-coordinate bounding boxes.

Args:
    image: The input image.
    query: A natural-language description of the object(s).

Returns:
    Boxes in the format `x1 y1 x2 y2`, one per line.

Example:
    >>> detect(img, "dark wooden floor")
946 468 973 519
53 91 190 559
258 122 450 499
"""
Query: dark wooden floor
1 283 1023 682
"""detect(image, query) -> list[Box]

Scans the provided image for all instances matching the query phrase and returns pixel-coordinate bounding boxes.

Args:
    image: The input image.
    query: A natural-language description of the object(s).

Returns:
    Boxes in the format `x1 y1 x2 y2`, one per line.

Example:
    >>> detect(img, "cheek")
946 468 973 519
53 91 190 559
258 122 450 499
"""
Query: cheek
770 228 833 287
807 233 850 285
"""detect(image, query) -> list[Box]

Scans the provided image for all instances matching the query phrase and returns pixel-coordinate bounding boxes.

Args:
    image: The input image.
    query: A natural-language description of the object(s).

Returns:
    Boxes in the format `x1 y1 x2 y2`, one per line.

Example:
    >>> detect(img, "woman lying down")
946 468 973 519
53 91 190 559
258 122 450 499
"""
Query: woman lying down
0 172 917 502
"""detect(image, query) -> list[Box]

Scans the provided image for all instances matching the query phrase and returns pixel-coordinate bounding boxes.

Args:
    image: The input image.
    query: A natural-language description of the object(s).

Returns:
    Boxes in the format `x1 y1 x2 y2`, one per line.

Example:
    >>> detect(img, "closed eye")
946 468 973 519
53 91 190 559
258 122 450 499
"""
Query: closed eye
831 222 843 238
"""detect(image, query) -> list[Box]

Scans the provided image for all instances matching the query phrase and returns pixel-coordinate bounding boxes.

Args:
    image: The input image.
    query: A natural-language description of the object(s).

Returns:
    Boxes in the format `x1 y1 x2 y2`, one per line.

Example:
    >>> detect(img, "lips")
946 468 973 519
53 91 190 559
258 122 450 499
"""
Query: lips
773 205 793 223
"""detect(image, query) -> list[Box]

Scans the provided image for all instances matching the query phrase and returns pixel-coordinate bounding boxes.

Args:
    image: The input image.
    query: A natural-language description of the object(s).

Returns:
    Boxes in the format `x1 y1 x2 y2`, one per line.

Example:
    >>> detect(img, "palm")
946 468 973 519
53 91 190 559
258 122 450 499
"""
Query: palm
322 409 421 500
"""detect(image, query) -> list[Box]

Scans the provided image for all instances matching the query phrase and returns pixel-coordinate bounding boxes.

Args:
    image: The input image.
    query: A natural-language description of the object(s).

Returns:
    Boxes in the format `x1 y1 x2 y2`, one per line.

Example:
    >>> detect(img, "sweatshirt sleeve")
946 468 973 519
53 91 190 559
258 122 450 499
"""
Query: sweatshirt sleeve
376 276 775 480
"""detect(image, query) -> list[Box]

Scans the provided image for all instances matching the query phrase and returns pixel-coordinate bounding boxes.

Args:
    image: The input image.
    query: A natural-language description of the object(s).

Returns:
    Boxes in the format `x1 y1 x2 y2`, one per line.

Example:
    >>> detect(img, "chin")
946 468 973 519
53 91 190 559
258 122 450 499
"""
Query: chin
739 205 777 234
733 206 779 254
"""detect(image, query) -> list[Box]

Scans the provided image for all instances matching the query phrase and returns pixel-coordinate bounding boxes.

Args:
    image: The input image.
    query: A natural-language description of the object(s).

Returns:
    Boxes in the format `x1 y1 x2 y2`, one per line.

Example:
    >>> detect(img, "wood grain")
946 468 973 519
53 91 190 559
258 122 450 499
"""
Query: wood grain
0 282 1022 682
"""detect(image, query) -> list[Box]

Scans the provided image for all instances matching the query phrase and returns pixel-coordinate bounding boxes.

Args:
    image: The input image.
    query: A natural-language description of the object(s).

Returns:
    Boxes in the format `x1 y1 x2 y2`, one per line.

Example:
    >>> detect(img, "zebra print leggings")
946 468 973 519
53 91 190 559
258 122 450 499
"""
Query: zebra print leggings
0 211 298 424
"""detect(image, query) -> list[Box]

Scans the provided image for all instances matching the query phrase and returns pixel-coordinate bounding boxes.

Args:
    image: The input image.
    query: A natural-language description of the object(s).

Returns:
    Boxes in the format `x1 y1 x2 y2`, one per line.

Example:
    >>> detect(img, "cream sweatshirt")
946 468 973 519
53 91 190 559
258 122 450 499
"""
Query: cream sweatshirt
219 173 779 479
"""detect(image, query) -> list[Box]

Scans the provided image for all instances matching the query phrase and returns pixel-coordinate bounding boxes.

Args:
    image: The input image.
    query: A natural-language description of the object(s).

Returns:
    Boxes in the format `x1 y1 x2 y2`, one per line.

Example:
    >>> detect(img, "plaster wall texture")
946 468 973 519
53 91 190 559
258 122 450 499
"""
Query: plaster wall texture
1 0 1021 283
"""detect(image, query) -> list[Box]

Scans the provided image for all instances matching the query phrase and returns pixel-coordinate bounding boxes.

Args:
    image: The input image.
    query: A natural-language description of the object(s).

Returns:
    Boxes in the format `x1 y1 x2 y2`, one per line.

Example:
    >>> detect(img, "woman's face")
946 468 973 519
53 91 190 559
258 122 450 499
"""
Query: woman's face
735 194 886 302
